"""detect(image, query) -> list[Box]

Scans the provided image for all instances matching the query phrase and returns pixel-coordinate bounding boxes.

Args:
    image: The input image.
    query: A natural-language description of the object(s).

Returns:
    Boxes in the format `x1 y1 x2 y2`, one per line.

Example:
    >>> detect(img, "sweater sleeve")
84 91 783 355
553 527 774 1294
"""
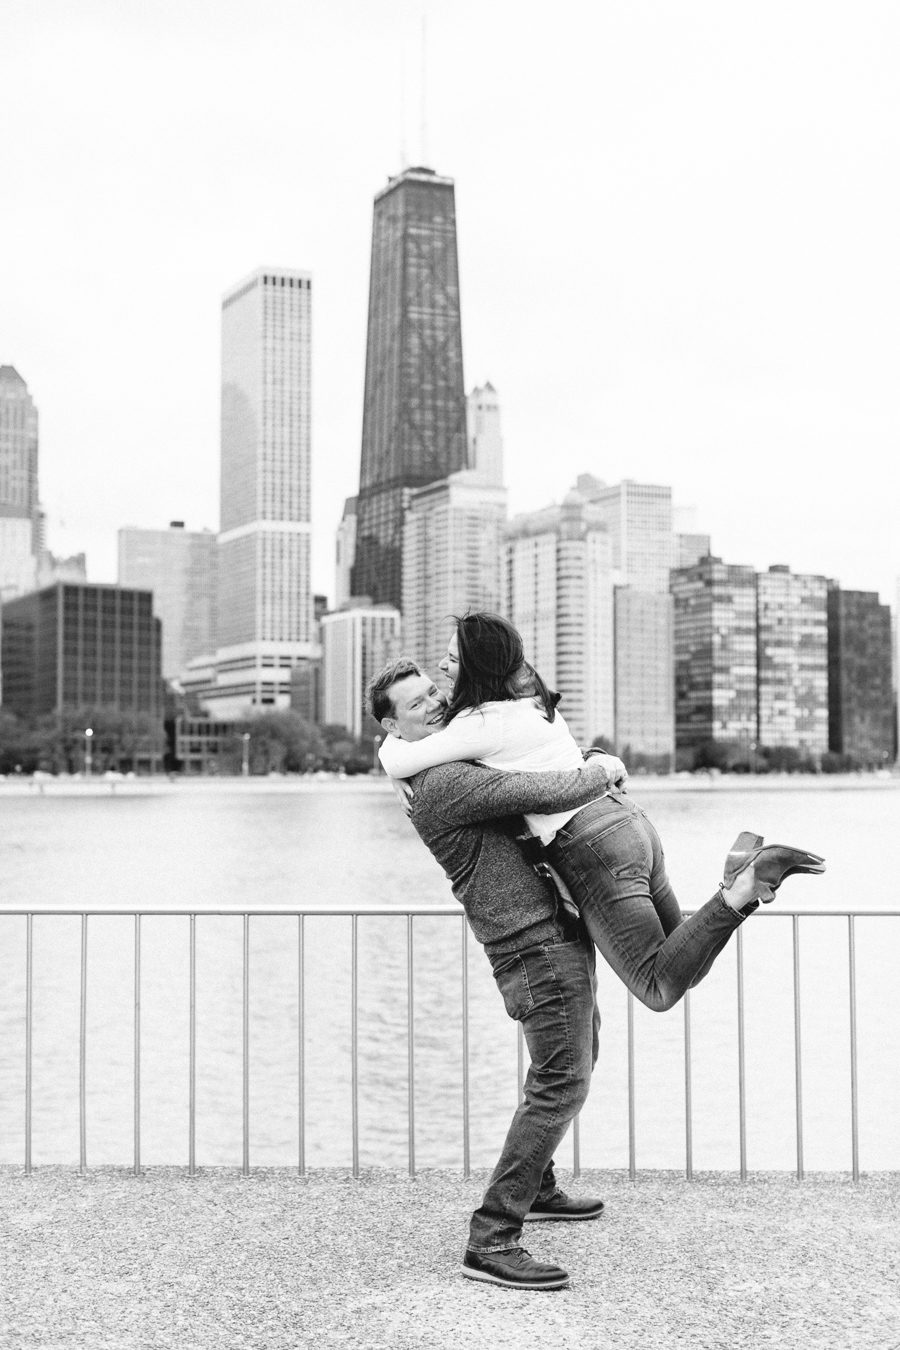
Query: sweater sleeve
421 756 611 826
379 709 505 778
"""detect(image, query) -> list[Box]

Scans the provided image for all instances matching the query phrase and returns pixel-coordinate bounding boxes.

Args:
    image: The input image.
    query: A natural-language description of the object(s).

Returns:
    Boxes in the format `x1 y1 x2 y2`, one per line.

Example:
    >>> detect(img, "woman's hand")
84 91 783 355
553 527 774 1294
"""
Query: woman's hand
584 749 628 789
392 778 414 816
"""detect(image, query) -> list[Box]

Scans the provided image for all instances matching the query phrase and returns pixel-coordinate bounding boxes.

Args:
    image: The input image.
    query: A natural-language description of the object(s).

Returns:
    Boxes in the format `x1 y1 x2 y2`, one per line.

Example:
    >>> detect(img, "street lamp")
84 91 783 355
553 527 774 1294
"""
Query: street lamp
84 727 93 777
241 732 250 777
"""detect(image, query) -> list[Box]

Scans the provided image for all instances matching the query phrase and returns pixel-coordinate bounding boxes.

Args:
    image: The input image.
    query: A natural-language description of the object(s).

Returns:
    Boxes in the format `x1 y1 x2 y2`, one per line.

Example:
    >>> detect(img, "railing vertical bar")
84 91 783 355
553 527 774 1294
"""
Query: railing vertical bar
298 915 305 1177
572 1113 581 1179
516 1023 524 1102
79 914 87 1175
792 914 804 1181
848 915 859 1182
242 913 250 1178
627 991 636 1180
461 918 470 1179
133 914 141 1176
736 926 747 1180
407 915 416 1178
189 915 196 1176
25 914 33 1176
351 914 359 1179
683 989 693 1181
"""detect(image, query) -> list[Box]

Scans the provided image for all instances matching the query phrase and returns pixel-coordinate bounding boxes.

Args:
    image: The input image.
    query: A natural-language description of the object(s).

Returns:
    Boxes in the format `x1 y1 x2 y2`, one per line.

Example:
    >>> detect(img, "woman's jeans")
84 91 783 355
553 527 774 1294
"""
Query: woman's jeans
547 788 745 1013
468 930 599 1253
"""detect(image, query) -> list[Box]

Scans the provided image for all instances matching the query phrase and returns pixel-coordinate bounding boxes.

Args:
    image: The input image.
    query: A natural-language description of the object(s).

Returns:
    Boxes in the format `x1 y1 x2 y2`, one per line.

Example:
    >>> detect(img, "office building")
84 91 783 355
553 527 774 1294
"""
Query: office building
671 556 759 756
675 532 711 570
37 551 87 588
118 522 218 681
352 167 468 609
1 582 162 720
321 605 401 738
0 365 40 600
335 496 357 609
202 267 316 717
466 382 504 485
402 470 507 675
757 565 828 755
827 586 893 766
502 492 613 748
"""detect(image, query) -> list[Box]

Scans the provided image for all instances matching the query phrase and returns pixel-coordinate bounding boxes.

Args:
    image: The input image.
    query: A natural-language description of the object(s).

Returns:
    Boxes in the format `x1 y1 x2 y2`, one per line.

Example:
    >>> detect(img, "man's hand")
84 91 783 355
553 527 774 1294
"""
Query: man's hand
583 750 628 790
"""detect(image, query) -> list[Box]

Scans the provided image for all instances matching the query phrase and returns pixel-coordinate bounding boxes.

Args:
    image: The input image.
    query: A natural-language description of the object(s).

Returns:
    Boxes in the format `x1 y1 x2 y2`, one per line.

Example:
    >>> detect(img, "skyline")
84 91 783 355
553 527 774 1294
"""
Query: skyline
3 0 899 606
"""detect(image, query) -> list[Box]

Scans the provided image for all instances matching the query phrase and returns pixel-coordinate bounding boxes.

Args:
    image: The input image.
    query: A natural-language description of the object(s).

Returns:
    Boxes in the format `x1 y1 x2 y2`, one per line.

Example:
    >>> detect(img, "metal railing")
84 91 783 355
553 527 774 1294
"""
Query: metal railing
5 906 894 1181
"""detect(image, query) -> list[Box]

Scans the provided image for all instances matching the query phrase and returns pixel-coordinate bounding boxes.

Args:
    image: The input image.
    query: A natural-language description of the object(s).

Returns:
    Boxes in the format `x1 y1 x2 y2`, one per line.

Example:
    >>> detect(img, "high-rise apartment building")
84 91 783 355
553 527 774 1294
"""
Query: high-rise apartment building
321 605 401 738
502 492 613 748
0 365 40 600
352 167 468 609
334 496 357 610
1 582 162 720
203 268 315 717
466 383 504 485
402 470 507 674
118 522 218 681
757 565 828 754
671 556 758 754
826 586 894 766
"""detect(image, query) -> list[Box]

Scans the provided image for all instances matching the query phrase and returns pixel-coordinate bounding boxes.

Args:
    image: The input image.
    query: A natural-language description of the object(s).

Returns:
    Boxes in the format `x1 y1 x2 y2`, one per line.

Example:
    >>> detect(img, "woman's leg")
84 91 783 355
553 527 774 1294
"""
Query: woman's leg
547 793 745 1012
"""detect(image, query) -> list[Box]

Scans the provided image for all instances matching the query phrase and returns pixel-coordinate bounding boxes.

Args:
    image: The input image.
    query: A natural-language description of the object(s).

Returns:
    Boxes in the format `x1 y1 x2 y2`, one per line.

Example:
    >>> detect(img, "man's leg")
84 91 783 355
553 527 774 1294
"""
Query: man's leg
467 934 598 1258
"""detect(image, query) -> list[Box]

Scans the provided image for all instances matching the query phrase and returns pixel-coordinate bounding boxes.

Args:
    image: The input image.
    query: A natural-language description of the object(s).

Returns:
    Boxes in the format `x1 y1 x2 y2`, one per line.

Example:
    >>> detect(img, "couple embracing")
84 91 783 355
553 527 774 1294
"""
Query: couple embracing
366 612 824 1292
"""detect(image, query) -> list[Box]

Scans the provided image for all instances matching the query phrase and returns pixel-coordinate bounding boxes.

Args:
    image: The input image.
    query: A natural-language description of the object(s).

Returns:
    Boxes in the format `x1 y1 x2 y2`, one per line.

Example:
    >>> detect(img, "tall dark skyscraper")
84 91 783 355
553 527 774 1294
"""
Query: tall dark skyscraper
352 167 468 608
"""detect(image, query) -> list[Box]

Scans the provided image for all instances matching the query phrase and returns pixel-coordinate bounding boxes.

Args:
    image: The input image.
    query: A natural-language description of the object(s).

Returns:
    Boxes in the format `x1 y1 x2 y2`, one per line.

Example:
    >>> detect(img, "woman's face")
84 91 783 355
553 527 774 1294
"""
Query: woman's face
438 630 460 690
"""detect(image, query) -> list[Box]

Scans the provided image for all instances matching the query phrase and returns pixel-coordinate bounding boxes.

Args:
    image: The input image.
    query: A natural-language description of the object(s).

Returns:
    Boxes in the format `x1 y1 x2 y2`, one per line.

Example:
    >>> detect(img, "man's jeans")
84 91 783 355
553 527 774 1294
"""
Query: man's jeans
467 931 599 1253
548 789 745 1013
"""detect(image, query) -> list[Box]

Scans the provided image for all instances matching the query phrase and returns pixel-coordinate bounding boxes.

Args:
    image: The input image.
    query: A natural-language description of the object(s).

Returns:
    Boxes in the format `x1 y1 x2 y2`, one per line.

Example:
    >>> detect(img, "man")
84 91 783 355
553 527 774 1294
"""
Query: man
367 658 624 1292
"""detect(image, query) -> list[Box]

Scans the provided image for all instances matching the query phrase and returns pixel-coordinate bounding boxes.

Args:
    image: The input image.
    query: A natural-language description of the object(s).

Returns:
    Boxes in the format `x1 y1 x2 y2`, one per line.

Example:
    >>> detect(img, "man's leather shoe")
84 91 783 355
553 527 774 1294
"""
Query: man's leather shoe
462 1246 570 1289
523 1189 605 1222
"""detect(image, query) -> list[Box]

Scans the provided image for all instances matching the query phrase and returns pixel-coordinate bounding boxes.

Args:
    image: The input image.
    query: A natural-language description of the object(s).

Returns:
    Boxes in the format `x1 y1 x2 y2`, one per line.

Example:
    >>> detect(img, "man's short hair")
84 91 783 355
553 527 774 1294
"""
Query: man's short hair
366 657 423 723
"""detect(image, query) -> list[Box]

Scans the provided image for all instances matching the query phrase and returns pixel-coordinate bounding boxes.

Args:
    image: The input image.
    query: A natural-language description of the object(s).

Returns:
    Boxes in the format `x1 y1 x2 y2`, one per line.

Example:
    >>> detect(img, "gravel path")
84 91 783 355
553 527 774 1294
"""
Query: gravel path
1 1167 898 1349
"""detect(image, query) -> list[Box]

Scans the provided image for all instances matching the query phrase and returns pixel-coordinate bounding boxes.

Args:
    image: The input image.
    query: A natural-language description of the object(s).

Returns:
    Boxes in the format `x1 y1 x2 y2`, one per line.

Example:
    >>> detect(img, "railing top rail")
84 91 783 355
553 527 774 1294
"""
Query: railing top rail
3 906 899 919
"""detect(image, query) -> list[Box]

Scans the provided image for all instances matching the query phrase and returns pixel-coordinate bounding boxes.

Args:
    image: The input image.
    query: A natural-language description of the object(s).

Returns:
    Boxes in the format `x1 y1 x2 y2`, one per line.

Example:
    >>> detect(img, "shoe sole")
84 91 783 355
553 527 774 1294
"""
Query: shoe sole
461 1265 570 1290
522 1208 605 1222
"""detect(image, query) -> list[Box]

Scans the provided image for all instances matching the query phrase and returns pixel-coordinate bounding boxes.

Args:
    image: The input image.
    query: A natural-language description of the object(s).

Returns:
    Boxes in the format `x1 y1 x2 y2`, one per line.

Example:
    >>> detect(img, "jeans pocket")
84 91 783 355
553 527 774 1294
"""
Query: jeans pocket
579 817 648 881
492 955 535 1021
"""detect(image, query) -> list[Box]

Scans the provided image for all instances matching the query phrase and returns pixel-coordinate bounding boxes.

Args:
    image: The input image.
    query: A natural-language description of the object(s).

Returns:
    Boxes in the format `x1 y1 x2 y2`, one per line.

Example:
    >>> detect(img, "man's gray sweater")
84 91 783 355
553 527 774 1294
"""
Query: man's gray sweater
407 758 611 956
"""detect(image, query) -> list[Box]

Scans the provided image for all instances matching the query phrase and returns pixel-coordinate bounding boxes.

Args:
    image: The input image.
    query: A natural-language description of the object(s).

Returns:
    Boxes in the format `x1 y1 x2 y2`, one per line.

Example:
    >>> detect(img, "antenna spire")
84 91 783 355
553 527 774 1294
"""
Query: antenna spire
420 12 428 166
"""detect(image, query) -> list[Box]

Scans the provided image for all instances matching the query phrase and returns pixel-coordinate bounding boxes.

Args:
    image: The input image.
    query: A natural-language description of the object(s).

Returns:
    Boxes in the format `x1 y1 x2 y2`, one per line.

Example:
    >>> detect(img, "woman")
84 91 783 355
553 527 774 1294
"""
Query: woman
378 612 825 1011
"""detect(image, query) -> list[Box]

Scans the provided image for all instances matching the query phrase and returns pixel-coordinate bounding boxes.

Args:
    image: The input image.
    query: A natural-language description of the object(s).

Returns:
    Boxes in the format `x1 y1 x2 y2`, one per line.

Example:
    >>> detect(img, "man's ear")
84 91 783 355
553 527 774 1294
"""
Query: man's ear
380 715 400 737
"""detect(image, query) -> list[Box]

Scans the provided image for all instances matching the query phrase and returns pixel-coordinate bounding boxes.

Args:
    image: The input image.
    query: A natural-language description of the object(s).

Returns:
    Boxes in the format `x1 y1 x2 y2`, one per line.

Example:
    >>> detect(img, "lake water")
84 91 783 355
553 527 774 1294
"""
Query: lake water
1 775 898 1174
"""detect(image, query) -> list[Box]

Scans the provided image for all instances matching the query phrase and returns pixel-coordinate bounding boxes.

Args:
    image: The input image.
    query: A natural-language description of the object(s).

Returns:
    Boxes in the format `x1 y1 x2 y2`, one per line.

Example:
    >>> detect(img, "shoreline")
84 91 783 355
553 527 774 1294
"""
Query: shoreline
0 770 897 797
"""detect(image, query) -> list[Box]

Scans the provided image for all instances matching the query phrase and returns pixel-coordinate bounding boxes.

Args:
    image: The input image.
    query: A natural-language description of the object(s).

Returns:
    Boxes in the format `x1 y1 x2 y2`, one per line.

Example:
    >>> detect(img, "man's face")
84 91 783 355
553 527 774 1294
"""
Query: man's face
437 632 459 691
381 673 446 741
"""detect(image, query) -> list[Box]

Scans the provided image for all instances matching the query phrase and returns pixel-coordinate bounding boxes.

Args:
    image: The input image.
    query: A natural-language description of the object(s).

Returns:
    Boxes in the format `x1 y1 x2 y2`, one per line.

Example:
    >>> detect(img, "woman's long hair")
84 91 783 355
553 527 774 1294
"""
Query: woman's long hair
443 612 557 724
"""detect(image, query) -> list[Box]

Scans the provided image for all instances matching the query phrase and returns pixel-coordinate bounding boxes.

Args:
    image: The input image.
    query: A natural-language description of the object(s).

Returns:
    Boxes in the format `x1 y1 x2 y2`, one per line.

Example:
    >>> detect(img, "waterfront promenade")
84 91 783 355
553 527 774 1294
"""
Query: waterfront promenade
2 1167 897 1349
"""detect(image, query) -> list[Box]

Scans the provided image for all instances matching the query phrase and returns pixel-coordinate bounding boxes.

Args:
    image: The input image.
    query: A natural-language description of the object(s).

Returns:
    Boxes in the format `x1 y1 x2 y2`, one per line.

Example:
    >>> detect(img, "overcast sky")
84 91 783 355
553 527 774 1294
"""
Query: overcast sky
4 0 898 605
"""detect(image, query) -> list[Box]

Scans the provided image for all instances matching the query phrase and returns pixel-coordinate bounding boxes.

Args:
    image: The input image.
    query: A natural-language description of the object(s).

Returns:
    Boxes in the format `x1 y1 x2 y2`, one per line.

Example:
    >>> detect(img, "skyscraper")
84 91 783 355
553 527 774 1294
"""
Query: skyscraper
671 556 759 757
207 268 315 716
402 470 507 674
466 382 504 485
321 604 401 738
757 565 828 755
352 168 468 609
826 586 893 766
0 365 40 600
334 496 357 610
118 522 218 681
576 475 676 758
502 492 614 748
